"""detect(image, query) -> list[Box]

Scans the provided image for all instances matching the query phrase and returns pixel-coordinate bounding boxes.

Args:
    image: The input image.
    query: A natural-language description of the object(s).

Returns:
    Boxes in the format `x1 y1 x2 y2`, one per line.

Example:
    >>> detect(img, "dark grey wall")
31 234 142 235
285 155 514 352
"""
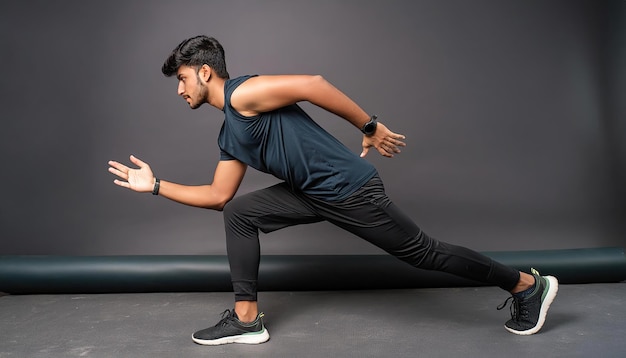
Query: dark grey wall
1 0 624 255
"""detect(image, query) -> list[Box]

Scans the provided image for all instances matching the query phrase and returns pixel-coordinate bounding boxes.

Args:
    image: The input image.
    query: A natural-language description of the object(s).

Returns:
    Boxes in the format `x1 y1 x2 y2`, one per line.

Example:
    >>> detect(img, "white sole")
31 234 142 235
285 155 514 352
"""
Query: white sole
505 275 559 335
192 328 270 345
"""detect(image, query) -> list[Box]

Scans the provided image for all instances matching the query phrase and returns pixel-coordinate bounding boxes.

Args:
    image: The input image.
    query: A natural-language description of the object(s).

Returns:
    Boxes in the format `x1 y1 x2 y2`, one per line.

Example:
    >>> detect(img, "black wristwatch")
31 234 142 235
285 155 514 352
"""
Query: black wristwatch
361 115 378 136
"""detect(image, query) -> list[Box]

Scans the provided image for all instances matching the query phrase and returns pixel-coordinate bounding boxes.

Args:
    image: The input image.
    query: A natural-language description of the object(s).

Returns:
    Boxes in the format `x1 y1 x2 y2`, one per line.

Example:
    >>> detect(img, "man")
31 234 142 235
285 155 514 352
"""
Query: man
108 35 558 346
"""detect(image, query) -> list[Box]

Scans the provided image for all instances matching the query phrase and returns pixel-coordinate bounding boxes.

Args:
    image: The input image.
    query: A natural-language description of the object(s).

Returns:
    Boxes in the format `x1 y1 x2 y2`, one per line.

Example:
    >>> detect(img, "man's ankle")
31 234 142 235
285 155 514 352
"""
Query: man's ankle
510 272 536 294
234 301 259 323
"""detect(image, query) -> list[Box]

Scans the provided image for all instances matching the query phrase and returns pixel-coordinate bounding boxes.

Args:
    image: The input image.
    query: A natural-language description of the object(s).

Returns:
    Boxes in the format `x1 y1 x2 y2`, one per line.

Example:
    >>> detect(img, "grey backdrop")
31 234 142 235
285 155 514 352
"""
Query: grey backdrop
1 0 624 256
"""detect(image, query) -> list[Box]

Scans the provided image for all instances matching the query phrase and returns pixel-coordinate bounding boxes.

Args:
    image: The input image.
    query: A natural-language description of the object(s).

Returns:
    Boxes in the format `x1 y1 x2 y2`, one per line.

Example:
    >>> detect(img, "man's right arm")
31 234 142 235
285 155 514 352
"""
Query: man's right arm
108 156 247 211
158 159 247 210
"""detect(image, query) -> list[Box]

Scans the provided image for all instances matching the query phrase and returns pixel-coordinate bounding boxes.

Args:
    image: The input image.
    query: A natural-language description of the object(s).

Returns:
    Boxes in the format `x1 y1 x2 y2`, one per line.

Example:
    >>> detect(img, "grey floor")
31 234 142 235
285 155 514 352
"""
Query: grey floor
1 283 625 358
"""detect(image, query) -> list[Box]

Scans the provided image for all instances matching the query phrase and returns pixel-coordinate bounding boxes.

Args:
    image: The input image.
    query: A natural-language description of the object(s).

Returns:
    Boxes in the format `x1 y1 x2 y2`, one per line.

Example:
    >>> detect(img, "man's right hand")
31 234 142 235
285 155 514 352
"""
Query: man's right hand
108 155 156 193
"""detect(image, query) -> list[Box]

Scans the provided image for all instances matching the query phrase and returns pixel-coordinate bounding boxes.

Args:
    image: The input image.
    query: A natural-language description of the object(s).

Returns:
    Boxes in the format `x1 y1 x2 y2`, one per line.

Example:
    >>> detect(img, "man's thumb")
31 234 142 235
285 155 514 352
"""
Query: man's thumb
360 147 369 158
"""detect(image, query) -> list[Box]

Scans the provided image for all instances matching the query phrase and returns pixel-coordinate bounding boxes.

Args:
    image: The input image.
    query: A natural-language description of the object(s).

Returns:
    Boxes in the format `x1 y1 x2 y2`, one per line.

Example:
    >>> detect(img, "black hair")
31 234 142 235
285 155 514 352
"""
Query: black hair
161 35 230 79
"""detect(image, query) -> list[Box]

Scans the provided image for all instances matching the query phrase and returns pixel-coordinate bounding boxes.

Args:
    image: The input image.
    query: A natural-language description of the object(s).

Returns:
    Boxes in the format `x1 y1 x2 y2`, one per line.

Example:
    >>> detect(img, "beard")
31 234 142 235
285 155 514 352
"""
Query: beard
189 83 208 110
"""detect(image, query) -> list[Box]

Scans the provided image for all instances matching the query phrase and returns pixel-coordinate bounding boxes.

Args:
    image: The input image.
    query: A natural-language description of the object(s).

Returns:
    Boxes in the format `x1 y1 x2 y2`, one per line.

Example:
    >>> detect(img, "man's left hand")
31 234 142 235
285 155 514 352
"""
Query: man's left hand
360 122 406 158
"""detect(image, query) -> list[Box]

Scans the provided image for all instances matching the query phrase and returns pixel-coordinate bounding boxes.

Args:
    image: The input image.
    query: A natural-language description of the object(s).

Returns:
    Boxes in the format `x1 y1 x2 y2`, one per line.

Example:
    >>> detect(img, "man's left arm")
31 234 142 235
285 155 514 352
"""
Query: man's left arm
230 75 406 157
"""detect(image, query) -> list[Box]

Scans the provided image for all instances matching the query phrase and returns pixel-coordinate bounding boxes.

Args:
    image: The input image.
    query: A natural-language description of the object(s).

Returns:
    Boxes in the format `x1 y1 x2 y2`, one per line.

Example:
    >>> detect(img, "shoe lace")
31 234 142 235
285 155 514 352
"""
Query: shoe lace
215 309 236 327
497 295 528 321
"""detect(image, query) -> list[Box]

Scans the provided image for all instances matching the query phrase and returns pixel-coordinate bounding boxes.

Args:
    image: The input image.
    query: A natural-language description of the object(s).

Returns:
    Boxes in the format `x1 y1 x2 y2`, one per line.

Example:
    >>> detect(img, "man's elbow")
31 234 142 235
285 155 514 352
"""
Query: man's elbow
212 202 226 212
208 195 233 211
310 74 327 86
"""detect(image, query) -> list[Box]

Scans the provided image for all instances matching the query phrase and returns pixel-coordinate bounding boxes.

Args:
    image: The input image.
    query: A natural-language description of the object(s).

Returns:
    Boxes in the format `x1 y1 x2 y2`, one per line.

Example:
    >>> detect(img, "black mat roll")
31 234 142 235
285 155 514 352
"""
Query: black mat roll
1 247 624 294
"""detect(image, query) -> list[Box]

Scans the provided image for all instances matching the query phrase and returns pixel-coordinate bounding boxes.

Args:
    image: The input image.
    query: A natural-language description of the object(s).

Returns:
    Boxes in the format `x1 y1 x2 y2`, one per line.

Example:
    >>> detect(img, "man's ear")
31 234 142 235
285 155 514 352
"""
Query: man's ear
199 64 212 82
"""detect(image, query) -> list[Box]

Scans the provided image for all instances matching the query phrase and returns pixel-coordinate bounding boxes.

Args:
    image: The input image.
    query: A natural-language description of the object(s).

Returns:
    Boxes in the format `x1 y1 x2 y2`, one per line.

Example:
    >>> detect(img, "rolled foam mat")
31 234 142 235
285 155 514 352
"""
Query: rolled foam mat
0 247 624 294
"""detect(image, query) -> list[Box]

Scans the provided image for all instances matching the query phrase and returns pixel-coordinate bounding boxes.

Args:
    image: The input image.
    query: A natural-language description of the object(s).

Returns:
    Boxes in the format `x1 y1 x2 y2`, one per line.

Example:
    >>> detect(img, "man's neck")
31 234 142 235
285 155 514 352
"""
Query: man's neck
207 77 227 110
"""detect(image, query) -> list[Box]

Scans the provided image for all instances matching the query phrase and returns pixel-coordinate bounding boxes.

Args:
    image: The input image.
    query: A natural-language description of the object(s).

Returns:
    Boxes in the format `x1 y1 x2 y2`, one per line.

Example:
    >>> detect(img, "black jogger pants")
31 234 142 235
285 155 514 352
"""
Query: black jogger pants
222 175 520 301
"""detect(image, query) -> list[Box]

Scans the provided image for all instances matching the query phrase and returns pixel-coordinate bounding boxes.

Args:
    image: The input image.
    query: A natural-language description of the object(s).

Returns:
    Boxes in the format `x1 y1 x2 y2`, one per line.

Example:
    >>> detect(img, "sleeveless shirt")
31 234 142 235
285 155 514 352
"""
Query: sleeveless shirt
218 75 377 201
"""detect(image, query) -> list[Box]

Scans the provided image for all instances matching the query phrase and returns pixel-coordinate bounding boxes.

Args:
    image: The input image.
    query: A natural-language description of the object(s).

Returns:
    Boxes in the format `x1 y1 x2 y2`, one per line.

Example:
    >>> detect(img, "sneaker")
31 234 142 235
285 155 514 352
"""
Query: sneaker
192 309 270 345
498 268 559 335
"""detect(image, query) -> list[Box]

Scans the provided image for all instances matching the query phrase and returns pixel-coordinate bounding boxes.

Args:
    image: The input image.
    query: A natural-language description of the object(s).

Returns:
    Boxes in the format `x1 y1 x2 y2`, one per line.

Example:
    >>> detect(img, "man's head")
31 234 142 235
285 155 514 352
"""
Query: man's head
162 35 229 79
162 36 229 109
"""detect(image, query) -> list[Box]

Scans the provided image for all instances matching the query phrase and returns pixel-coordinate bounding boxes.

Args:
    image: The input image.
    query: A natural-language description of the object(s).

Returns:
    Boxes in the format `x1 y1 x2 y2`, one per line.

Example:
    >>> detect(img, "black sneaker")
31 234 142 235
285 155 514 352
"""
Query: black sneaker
192 309 270 345
498 268 558 335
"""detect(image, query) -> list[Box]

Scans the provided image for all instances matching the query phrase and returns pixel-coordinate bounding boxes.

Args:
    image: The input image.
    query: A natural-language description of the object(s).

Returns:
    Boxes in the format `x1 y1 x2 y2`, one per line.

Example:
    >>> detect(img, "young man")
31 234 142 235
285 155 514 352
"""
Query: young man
108 35 558 345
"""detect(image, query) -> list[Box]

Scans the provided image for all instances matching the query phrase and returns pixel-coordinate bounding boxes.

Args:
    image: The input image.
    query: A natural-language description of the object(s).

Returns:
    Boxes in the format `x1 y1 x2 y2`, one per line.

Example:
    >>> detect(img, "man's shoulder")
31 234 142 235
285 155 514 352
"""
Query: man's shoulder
226 74 259 88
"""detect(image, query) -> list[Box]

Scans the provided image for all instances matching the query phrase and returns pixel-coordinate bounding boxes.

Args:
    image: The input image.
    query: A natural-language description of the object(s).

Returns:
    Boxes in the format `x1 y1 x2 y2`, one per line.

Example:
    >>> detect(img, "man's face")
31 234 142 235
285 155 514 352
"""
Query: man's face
176 65 208 109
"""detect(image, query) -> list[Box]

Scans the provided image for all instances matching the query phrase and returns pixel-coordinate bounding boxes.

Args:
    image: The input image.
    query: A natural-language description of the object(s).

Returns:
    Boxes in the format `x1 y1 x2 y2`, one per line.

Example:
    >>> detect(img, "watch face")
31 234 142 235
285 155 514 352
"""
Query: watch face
364 122 376 134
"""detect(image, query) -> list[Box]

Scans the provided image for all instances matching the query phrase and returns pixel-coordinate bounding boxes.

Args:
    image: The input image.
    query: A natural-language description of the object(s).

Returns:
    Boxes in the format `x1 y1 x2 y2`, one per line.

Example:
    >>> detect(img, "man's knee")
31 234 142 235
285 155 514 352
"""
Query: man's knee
222 196 249 224
223 195 249 216
393 230 438 268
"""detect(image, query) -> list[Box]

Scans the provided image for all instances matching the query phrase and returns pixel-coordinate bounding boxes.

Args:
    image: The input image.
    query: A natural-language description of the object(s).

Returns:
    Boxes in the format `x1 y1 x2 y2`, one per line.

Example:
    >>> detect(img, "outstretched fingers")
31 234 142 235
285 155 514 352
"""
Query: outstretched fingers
108 160 129 180
107 155 155 193
107 159 137 190
375 128 407 157
380 136 405 155
388 133 407 148
108 162 132 189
